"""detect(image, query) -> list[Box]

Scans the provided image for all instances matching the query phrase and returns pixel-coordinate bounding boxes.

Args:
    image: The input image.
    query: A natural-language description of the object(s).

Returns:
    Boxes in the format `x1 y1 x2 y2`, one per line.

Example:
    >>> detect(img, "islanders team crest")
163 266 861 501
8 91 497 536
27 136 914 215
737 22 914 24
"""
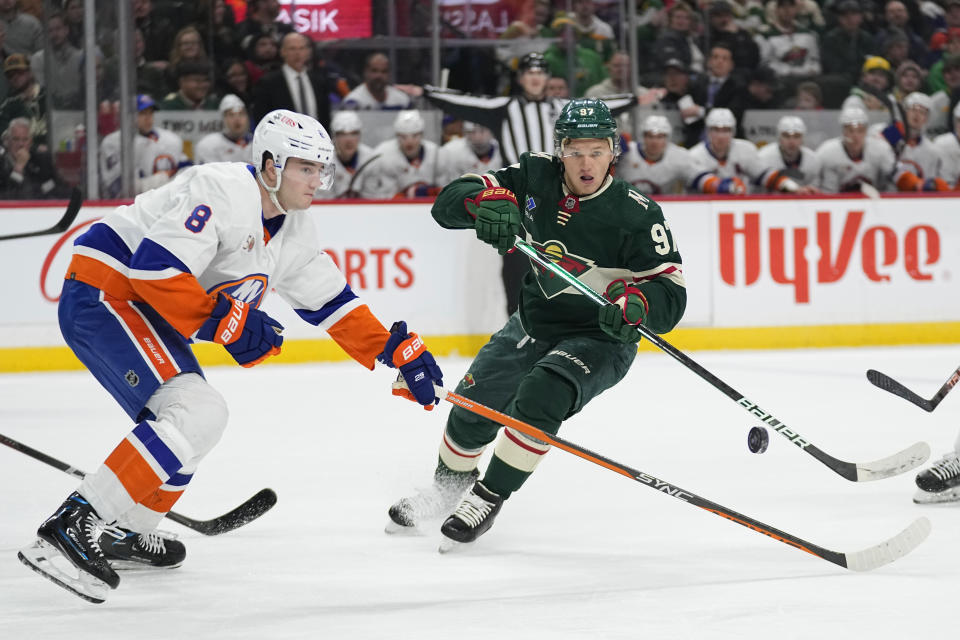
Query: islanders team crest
527 240 596 298
208 274 270 308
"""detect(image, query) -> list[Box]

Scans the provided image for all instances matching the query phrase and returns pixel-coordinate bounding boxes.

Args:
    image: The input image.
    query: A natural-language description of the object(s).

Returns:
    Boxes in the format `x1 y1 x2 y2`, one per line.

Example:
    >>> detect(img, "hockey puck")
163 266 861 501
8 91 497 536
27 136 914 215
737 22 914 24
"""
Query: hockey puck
747 426 769 454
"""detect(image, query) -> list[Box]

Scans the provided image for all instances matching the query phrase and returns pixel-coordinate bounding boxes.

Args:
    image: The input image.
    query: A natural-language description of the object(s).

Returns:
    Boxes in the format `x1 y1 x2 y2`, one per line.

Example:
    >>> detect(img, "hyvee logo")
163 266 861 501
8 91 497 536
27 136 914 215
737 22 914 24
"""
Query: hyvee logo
719 211 941 303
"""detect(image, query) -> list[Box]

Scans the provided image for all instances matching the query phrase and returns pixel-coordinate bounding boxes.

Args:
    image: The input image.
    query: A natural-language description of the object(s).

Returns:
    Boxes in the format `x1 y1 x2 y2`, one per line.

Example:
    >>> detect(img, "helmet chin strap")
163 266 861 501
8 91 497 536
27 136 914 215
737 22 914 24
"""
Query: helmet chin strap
257 166 288 216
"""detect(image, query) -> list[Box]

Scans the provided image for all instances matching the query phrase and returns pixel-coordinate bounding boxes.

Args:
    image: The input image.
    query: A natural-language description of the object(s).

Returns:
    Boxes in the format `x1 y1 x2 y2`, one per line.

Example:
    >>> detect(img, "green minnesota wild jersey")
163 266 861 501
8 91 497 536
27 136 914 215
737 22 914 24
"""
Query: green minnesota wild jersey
432 151 686 343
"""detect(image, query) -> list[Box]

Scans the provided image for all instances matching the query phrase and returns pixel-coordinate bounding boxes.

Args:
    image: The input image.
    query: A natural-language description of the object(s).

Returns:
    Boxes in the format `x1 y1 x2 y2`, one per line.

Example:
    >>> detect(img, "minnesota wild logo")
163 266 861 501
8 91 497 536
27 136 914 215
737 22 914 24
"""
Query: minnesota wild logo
462 372 477 388
527 240 596 298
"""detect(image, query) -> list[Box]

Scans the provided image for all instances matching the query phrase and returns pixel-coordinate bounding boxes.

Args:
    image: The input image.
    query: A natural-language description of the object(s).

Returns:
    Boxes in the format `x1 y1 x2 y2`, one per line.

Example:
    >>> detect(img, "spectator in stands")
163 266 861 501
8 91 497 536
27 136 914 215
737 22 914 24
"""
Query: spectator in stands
134 0 176 64
438 120 503 185
821 0 876 83
30 12 82 109
358 109 441 199
0 53 45 146
893 60 925 104
100 94 189 197
762 0 824 33
194 94 251 164
542 19 608 96
0 0 41 55
63 0 83 49
160 60 218 110
546 75 570 98
874 0 929 65
133 28 168 101
703 1 761 78
243 32 279 88
252 32 329 127
930 53 960 132
318 110 376 199
744 65 783 109
165 26 208 94
843 56 896 119
686 42 746 144
563 0 616 60
659 57 696 113
928 28 960 94
237 0 291 53
933 102 960 187
0 116 67 199
788 80 823 109
341 52 412 110
756 115 821 192
217 58 252 113
586 51 663 104
0 20 13 105
880 28 912 70
654 2 705 74
199 0 241 60
758 0 821 80
817 106 896 192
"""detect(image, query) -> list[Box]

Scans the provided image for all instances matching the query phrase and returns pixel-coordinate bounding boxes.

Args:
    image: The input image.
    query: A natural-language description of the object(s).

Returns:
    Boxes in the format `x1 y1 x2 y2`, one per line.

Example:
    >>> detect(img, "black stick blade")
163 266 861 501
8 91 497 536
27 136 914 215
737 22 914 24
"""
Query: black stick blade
866 369 935 412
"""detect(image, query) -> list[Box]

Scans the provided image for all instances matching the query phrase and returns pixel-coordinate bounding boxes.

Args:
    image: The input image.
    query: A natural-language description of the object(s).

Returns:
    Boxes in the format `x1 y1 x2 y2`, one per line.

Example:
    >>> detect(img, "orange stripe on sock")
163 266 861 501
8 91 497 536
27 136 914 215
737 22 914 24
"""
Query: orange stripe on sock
104 297 179 381
105 439 164 504
139 487 185 514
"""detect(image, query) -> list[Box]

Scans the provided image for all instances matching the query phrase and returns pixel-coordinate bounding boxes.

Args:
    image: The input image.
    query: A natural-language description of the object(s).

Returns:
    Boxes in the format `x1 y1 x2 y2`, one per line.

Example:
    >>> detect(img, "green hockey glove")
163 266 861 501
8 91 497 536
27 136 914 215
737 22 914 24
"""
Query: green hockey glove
598 279 648 344
465 187 521 255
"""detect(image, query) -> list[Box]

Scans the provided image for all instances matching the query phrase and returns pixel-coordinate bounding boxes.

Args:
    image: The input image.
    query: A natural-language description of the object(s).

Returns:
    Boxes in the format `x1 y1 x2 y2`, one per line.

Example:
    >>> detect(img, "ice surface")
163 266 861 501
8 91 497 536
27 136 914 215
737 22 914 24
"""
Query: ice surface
2 345 958 638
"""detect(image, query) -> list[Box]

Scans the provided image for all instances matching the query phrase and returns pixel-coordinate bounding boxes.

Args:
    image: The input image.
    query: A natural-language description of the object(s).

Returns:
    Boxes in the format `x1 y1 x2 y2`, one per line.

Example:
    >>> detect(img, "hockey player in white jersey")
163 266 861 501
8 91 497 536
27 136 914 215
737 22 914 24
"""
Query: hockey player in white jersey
617 115 700 194
756 116 822 193
100 94 190 197
359 109 442 199
18 109 445 604
933 102 960 188
689 108 803 194
193 94 252 164
317 110 378 199
817 106 897 193
436 121 503 185
879 92 951 192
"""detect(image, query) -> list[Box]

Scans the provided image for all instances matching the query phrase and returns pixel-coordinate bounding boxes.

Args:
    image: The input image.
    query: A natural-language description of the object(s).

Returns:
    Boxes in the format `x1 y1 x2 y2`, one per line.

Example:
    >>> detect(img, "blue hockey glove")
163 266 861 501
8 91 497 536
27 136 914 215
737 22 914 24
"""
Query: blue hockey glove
465 187 521 255
598 279 648 344
717 177 746 194
377 321 443 410
197 294 284 367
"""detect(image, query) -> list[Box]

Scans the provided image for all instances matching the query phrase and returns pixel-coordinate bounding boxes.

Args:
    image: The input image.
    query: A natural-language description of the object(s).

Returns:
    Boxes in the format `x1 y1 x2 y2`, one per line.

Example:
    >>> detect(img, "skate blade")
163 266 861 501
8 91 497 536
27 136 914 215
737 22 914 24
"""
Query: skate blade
384 520 425 536
913 487 960 504
438 537 475 554
108 559 183 571
18 540 110 604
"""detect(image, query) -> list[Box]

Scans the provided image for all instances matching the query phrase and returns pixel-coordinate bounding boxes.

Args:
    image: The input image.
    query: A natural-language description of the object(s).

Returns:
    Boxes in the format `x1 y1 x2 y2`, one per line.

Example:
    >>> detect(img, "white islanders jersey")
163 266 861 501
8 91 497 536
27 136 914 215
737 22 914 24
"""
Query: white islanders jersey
617 141 699 194
756 143 822 189
100 128 189 197
358 138 441 199
437 136 504 185
816 136 896 192
317 142 378 199
933 132 960 186
194 132 252 165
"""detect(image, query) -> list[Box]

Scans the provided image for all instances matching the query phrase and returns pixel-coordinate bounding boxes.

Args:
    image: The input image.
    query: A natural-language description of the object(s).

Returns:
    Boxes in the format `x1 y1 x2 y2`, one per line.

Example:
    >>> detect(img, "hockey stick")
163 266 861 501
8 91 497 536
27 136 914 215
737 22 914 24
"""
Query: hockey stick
345 153 381 196
0 432 277 536
433 384 931 571
512 237 929 482
867 366 960 413
0 187 82 241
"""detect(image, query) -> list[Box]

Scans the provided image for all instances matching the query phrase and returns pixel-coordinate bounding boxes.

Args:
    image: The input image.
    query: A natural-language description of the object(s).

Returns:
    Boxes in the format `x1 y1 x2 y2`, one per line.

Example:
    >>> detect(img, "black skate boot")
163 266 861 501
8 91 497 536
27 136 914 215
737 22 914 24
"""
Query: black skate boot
914 452 960 504
18 492 122 603
101 529 186 570
386 464 479 533
439 481 504 552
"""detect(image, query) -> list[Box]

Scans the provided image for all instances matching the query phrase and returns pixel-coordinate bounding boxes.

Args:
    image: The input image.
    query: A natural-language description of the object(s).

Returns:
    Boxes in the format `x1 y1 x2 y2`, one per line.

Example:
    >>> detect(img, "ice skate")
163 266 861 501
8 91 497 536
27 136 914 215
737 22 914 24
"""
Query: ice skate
101 528 186 570
438 481 503 553
386 465 479 534
18 492 122 603
914 452 960 504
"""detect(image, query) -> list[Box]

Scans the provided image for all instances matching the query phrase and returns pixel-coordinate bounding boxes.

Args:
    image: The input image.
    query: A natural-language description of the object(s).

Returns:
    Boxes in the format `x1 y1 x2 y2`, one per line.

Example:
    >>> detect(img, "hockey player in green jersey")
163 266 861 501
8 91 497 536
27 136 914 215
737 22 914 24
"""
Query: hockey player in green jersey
386 98 686 549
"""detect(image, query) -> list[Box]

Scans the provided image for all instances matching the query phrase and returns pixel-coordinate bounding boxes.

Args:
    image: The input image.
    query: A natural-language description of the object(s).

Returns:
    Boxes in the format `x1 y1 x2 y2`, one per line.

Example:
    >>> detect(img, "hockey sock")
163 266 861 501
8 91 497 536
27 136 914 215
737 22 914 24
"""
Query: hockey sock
481 367 577 498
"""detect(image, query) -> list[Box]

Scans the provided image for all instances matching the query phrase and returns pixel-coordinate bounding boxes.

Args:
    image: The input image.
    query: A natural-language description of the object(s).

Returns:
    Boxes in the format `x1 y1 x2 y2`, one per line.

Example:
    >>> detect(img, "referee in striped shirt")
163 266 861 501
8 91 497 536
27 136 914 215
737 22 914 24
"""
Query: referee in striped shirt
419 53 635 315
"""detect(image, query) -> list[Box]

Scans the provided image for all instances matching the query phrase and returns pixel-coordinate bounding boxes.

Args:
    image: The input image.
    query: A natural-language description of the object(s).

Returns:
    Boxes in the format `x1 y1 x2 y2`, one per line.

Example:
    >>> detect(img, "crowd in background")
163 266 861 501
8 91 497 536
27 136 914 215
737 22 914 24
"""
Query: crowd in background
0 0 959 199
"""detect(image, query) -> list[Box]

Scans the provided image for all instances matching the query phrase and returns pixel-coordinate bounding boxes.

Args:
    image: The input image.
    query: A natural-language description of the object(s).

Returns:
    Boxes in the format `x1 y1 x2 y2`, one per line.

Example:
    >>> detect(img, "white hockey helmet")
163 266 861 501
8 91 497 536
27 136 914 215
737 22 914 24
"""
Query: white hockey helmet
394 109 425 135
642 115 672 136
331 110 362 134
705 108 736 130
903 91 932 112
252 109 336 212
839 106 868 127
777 115 806 135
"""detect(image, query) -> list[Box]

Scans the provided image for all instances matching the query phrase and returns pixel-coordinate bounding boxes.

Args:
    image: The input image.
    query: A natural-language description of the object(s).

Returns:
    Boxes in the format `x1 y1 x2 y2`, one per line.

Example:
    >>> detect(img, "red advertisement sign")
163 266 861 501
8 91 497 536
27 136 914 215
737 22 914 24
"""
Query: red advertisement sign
278 0 372 40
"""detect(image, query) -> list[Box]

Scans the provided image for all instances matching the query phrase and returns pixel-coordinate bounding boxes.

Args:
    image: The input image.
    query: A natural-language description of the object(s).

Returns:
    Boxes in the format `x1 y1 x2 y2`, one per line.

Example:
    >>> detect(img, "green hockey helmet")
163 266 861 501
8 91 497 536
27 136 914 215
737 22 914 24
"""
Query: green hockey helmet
553 98 620 158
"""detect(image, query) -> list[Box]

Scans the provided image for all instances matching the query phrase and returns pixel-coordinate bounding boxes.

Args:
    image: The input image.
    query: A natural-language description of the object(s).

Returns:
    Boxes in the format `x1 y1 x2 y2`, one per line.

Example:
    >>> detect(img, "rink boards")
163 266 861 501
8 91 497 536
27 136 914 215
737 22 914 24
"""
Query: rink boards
1 194 957 372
